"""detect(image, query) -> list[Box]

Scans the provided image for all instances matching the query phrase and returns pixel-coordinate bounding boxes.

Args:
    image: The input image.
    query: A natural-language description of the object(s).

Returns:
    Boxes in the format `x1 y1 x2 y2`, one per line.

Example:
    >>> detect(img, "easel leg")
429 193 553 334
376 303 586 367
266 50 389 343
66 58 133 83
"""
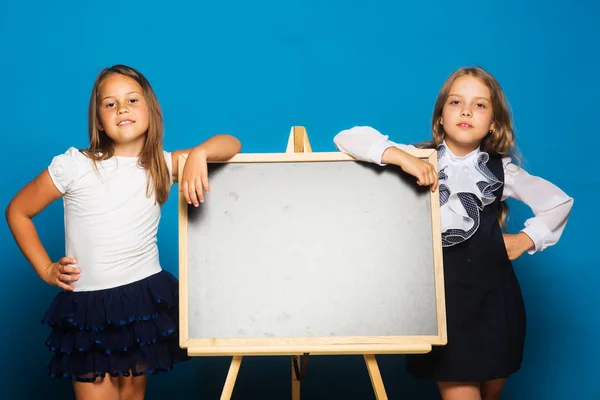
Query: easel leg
364 354 388 400
292 357 301 400
220 356 243 400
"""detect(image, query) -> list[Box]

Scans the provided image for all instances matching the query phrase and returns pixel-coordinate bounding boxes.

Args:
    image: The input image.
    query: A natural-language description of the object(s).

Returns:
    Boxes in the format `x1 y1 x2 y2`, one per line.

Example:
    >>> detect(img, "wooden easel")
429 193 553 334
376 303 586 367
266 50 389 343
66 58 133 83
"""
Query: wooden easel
218 126 389 400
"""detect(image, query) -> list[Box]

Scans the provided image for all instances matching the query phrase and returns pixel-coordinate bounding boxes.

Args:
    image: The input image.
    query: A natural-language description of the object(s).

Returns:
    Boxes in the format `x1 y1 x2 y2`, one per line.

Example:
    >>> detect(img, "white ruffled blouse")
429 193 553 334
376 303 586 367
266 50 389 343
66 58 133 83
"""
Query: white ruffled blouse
435 142 503 246
333 126 574 254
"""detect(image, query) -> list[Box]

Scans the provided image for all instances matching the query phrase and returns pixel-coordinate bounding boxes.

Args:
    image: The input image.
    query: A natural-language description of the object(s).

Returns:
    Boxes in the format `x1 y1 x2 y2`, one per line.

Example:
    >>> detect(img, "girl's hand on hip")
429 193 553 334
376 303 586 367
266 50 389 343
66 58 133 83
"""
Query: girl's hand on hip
45 256 80 291
503 233 534 260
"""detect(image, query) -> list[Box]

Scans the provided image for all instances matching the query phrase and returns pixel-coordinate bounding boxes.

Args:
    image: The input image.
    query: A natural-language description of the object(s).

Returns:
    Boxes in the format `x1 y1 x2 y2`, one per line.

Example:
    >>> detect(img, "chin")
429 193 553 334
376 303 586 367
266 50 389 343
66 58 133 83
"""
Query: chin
445 138 482 153
449 133 482 144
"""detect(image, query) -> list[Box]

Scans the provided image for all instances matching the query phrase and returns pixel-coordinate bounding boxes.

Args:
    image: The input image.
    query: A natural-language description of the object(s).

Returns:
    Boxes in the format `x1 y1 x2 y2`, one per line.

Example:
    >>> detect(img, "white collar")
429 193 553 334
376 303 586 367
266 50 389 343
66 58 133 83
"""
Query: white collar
439 140 481 163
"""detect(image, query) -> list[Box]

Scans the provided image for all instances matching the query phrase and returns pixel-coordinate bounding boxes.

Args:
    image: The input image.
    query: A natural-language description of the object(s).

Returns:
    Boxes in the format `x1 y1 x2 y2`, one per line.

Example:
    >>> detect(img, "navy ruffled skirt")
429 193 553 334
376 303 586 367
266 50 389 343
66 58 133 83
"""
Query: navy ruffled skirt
41 270 190 382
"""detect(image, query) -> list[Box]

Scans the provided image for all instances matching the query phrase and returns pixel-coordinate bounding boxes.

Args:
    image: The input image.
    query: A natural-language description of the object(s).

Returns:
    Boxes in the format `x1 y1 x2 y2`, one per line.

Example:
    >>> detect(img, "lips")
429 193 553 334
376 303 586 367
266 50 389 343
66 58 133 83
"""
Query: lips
117 119 135 126
457 122 472 128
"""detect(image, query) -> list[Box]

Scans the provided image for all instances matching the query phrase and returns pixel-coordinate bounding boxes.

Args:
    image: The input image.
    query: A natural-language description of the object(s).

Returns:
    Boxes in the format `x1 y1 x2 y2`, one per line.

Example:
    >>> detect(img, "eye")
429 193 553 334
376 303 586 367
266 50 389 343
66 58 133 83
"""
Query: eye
475 103 486 108
448 100 460 105
128 98 138 104
104 102 116 108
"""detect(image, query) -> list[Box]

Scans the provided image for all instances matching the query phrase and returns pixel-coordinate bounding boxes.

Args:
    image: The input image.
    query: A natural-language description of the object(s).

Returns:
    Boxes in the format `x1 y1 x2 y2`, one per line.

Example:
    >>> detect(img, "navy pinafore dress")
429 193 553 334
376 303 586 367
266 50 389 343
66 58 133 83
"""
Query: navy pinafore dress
407 155 526 382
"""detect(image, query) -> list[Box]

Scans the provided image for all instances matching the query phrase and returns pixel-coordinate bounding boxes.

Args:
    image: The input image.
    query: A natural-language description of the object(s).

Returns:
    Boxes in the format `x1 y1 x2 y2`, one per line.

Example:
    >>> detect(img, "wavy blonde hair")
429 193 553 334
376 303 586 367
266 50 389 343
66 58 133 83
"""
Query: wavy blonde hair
423 67 520 230
85 65 170 205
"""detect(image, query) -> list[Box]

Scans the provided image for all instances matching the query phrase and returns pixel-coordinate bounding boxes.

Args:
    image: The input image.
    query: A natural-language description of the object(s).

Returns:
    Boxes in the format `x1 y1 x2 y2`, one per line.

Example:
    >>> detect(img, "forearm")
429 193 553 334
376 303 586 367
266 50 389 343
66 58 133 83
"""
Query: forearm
193 134 242 161
5 208 52 279
334 126 415 165
381 146 412 167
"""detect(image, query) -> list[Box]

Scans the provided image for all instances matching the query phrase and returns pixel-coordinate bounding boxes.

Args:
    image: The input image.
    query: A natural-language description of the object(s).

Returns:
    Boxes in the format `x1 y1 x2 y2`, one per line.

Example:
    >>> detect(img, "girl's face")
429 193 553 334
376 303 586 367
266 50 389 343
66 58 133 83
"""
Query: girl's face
440 75 495 156
97 74 150 156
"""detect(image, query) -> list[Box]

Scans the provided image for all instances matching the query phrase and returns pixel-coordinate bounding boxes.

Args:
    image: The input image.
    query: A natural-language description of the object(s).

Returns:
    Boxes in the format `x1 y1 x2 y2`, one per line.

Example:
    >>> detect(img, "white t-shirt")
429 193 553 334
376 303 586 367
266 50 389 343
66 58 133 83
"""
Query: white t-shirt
48 147 173 292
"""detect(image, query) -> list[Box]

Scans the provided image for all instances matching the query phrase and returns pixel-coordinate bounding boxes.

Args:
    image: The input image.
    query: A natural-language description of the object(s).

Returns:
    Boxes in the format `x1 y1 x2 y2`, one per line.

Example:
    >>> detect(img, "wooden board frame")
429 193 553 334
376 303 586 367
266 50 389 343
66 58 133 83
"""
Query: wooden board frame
178 130 446 357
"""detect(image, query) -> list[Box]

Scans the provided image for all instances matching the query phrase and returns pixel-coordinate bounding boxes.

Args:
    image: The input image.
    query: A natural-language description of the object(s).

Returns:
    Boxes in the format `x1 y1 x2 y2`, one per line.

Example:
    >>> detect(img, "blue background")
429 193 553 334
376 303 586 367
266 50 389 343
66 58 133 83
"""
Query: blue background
1 1 596 399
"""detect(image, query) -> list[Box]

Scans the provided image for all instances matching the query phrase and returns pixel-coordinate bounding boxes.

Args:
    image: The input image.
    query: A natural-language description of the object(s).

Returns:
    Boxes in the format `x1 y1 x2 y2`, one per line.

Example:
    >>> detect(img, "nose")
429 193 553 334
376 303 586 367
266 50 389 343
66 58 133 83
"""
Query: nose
460 106 472 117
117 104 129 114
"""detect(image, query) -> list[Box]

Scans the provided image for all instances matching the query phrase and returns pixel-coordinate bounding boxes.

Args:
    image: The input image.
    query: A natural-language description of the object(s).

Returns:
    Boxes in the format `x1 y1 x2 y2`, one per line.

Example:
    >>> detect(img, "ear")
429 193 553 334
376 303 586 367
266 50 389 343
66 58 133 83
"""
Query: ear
97 119 104 132
489 120 496 133
439 117 444 125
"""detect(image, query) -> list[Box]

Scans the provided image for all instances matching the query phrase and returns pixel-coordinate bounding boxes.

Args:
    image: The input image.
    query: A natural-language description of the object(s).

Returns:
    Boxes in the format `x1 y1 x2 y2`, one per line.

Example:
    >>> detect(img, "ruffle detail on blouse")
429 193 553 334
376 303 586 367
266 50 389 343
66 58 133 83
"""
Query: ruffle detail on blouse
437 144 502 246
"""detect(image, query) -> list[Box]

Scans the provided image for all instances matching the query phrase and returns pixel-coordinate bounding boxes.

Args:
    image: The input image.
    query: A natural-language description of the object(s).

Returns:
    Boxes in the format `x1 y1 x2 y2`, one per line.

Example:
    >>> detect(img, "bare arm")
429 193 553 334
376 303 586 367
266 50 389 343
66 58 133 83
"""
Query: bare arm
5 170 80 290
381 146 438 191
172 134 242 206
171 134 242 183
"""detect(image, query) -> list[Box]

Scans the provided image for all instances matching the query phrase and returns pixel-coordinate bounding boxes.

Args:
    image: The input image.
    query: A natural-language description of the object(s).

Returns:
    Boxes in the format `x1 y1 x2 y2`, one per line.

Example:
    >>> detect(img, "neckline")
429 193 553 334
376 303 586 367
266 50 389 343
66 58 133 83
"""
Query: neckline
441 140 481 162
113 155 140 160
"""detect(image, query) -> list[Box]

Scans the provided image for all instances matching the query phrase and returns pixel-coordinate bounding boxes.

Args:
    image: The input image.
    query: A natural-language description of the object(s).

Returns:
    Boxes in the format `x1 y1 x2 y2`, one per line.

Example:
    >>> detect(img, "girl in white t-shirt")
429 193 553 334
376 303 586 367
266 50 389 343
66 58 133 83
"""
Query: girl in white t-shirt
6 64 242 399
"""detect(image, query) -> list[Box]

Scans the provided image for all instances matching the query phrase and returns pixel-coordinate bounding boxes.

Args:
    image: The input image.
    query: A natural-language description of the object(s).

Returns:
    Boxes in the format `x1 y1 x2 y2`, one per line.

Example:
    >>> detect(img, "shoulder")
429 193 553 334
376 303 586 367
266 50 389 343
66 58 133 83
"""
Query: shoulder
51 146 85 161
501 156 524 175
162 150 172 168
48 147 89 173
48 147 90 193
162 149 174 184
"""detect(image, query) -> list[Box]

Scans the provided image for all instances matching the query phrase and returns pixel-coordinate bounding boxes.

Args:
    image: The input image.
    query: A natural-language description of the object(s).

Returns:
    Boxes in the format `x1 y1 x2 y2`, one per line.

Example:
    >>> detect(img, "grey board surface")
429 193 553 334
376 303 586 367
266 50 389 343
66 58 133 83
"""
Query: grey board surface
186 161 437 339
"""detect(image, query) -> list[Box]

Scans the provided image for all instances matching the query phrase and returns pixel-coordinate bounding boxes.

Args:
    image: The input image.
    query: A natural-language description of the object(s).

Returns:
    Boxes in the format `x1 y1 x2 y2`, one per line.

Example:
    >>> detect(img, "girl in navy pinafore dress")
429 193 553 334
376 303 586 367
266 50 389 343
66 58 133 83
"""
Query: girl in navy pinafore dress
333 67 573 399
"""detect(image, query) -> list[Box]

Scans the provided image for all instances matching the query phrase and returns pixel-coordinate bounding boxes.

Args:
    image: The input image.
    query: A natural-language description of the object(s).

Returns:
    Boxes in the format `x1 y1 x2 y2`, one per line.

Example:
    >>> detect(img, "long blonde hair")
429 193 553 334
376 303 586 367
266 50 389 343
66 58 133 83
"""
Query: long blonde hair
425 67 520 230
86 65 170 205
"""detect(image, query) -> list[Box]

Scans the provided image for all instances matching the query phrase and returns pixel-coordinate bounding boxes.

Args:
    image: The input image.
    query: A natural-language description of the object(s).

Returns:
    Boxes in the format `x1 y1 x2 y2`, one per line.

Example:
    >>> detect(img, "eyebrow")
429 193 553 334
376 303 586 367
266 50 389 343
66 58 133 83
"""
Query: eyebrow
101 91 142 102
448 94 491 102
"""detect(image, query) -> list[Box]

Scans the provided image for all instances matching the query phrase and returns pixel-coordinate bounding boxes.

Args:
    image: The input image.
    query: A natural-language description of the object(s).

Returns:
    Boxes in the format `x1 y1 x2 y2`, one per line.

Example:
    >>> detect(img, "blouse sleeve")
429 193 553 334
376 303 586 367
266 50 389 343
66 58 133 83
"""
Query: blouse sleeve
502 157 574 254
333 126 416 166
47 147 83 194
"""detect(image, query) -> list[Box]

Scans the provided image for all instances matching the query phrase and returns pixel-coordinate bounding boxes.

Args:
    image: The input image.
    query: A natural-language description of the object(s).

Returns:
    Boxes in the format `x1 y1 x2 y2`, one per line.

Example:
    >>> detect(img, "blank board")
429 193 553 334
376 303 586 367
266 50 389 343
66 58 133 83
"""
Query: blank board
178 151 445 356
